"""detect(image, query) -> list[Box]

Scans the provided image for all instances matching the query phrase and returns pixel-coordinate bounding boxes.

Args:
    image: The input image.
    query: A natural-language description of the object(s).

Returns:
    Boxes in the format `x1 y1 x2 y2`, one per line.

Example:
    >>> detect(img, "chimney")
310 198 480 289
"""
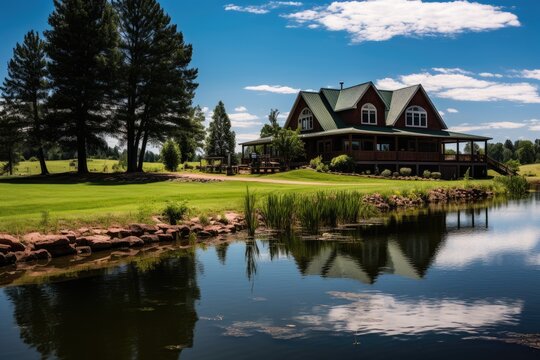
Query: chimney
340 82 344 90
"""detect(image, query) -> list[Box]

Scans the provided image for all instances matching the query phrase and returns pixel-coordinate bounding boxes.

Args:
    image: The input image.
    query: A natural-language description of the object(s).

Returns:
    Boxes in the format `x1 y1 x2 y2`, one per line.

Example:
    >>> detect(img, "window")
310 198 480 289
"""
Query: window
298 108 314 131
361 103 377 125
406 106 427 128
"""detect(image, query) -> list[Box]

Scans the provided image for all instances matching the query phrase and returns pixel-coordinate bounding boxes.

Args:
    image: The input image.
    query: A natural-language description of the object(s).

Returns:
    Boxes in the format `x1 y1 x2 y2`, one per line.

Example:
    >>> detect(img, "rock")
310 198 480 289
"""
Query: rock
190 225 203 233
203 225 221 236
166 228 179 236
225 225 237 234
157 233 174 242
122 236 144 247
218 228 231 235
89 241 112 251
0 244 11 254
107 228 131 238
0 234 26 252
197 231 212 238
110 238 131 248
129 224 157 236
33 235 70 249
75 235 111 252
178 225 191 237
141 234 159 244
0 253 17 267
18 249 51 262
22 232 45 243
78 227 91 235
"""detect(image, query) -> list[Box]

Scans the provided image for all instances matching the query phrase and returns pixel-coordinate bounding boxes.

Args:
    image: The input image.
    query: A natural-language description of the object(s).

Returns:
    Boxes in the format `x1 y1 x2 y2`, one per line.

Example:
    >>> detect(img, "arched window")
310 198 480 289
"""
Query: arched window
361 103 377 125
298 108 314 131
405 106 427 128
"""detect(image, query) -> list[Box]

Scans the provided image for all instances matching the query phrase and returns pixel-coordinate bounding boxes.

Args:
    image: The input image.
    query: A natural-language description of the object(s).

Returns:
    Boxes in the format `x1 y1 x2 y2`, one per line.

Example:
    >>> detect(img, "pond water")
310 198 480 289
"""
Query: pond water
0 194 539 359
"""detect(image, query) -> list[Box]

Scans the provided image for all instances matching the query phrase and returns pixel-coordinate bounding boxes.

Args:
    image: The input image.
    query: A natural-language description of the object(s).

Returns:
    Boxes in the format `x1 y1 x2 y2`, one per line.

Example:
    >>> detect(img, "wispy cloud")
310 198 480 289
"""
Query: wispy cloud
244 84 300 94
479 72 503 78
234 106 248 112
519 69 540 81
229 107 262 128
225 1 302 15
283 0 519 43
446 108 459 113
376 68 540 104
449 121 527 132
526 119 540 131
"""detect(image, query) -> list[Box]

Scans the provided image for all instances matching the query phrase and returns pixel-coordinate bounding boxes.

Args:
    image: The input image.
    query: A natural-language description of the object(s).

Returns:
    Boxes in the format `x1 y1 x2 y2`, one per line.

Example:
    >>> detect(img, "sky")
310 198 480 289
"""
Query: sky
1 0 539 148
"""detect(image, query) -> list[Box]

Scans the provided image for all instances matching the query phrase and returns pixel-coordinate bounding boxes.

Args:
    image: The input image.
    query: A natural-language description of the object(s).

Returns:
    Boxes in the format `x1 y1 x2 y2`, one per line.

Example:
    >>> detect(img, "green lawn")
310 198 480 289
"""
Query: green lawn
0 168 494 234
520 163 540 183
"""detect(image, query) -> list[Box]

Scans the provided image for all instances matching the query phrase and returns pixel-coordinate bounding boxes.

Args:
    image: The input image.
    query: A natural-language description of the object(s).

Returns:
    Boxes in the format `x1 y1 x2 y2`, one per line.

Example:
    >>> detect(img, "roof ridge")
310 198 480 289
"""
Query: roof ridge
379 84 420 92
339 81 372 91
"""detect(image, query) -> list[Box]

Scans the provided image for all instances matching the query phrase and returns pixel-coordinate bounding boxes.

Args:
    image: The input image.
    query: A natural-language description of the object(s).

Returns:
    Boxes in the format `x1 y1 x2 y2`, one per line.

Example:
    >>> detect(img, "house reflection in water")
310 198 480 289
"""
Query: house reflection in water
286 208 489 284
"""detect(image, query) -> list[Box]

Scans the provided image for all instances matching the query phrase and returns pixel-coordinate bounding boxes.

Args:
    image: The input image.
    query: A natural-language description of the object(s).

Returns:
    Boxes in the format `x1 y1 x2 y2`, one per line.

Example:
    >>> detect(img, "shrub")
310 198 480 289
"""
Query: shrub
399 167 412 176
298 194 322 234
103 164 109 173
463 167 470 181
28 156 39 162
431 172 442 179
160 139 181 172
423 170 431 178
330 155 355 173
392 172 399 178
505 159 521 173
381 169 392 177
365 170 371 175
199 213 210 226
162 201 189 225
184 162 194 170
494 175 529 197
316 163 329 173
309 156 323 169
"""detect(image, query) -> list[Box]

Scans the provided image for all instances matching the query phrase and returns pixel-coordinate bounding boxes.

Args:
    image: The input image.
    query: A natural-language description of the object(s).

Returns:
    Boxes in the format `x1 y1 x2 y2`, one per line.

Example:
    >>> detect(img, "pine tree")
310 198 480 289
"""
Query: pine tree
1 31 49 175
114 0 197 172
0 103 23 175
205 101 236 158
260 109 281 138
175 106 206 162
160 139 181 172
45 0 120 174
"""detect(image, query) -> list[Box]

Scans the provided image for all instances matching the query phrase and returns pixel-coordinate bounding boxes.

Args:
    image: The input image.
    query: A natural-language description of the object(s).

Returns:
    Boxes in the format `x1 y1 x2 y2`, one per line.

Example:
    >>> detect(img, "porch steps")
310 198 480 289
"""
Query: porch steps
487 157 517 176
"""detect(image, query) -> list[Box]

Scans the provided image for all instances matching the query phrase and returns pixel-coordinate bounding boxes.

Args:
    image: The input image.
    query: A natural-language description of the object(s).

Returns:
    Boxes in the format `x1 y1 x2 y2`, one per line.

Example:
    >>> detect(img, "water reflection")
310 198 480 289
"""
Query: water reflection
4 252 199 359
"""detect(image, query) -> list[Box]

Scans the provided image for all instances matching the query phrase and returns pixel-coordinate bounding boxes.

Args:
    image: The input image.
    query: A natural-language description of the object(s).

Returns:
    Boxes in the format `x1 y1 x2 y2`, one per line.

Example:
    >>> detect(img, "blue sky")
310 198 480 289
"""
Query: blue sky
1 0 539 147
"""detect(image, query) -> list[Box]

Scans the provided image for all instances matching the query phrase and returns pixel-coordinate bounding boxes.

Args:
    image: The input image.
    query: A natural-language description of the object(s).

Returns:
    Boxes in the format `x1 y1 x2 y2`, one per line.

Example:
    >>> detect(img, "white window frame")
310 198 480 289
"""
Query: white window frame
298 108 314 131
405 106 428 128
361 103 377 125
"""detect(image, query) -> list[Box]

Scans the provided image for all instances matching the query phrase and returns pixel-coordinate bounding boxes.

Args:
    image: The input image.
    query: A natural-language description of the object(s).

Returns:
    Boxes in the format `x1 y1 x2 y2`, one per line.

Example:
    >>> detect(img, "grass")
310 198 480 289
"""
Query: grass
520 163 540 183
0 168 494 234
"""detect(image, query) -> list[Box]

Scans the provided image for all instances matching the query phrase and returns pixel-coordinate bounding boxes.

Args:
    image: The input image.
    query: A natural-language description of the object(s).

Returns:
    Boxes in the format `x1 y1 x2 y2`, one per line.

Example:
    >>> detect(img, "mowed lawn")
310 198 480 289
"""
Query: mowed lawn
0 169 494 234
520 163 540 183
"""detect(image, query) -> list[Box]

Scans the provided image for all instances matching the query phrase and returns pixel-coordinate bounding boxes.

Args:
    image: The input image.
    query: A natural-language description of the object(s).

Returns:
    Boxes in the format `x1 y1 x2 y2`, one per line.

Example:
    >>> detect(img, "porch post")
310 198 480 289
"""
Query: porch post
456 141 460 162
470 140 474 162
348 134 353 155
242 145 245 163
484 140 488 162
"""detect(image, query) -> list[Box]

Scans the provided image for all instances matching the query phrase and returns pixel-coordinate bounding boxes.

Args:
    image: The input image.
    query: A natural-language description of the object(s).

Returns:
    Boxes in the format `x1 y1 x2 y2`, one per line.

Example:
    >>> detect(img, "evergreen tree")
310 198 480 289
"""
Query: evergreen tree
45 0 120 174
0 103 23 175
1 31 50 175
504 139 514 153
175 105 206 162
205 101 236 158
160 139 181 172
515 140 535 164
114 0 197 172
260 109 281 138
487 143 504 162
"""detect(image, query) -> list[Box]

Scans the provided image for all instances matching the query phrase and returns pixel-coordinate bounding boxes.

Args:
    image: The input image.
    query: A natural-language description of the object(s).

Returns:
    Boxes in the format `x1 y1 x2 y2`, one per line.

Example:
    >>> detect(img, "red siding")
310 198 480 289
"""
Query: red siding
339 86 387 127
286 96 323 133
394 89 446 130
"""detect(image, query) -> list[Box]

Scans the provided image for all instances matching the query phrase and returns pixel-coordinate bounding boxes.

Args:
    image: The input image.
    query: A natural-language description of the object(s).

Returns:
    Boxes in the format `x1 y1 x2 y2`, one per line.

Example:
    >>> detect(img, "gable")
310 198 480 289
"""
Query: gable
284 92 342 132
339 85 388 127
393 87 447 130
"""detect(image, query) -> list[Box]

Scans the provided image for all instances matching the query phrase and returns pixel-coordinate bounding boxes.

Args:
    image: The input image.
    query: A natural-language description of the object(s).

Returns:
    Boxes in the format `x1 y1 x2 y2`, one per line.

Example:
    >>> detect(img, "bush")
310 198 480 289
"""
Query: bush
162 201 189 225
309 156 323 169
431 172 441 179
365 170 371 175
330 155 355 173
494 175 529 197
423 170 431 178
399 167 412 176
199 213 210 226
381 169 392 177
160 139 181 172
392 172 399 178
505 159 521 173
28 156 39 162
184 162 193 170
316 163 329 173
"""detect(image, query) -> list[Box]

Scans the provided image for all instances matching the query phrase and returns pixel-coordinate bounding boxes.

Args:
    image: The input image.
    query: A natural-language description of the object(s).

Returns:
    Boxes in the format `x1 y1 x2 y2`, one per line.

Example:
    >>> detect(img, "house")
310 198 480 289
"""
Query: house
239 81 503 179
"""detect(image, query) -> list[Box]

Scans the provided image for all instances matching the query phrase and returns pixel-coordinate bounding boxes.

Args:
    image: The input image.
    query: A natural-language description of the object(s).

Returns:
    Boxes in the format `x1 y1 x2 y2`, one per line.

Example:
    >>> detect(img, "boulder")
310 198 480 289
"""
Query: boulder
203 225 221 236
0 234 26 252
22 232 45 243
129 224 157 236
0 253 16 267
197 231 212 238
166 228 179 236
0 244 11 254
107 228 131 238
122 236 144 247
76 246 92 255
110 238 131 248
157 233 174 242
178 225 191 237
225 225 237 234
75 235 111 252
190 225 203 233
141 234 159 244
18 249 51 262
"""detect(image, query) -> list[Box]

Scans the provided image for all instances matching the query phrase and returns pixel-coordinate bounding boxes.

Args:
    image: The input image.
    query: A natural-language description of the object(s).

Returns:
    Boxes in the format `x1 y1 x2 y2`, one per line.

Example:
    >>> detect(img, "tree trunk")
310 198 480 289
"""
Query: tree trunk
37 147 49 175
126 126 136 173
8 148 14 176
137 129 149 172
77 113 88 174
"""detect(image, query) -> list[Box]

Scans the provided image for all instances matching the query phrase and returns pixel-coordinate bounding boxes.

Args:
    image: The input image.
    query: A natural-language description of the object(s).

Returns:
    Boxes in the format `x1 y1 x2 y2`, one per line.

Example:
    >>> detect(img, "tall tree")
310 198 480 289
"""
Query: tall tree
272 128 305 169
114 0 197 172
1 31 50 175
205 101 236 158
175 105 206 162
0 103 23 175
260 109 281 138
45 0 120 174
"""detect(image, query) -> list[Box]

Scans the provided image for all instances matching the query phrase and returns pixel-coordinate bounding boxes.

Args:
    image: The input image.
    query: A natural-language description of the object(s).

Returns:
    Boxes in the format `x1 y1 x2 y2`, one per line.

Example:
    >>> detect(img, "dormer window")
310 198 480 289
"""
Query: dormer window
298 108 313 131
406 106 427 128
361 103 377 125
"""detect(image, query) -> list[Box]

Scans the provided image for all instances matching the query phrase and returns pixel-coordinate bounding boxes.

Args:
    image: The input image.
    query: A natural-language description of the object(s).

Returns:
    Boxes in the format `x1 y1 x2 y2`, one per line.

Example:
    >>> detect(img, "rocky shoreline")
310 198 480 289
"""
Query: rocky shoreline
0 213 246 268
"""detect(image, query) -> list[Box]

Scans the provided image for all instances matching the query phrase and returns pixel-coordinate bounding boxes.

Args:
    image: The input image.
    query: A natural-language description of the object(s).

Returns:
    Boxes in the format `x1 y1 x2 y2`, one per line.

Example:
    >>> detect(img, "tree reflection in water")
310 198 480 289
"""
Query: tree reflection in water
5 252 199 360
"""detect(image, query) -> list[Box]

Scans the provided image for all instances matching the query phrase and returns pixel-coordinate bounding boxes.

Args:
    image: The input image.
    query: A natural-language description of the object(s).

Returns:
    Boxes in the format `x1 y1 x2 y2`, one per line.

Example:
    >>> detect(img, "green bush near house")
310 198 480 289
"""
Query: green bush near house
330 155 355 173
399 167 412 176
381 169 392 177
423 170 431 178
431 172 442 179
309 156 323 169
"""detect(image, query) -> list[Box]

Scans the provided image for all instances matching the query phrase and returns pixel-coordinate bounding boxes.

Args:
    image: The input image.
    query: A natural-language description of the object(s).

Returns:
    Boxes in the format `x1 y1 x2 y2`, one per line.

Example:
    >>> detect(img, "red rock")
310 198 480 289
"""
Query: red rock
157 233 174 242
34 236 70 249
110 238 131 248
190 224 203 233
225 225 237 233
18 249 51 262
166 228 178 236
0 253 17 267
107 228 131 238
197 231 212 238
89 241 112 251
203 225 221 236
178 225 191 237
22 232 45 243
76 246 92 255
75 235 111 247
129 224 157 235
122 236 144 247
0 244 11 254
141 234 159 244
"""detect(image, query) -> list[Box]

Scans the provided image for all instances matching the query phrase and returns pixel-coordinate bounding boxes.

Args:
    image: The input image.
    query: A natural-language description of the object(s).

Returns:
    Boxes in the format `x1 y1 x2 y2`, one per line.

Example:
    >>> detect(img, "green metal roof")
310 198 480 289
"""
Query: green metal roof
378 90 393 108
238 126 491 146
334 82 371 111
385 85 420 126
301 91 345 130
320 88 340 110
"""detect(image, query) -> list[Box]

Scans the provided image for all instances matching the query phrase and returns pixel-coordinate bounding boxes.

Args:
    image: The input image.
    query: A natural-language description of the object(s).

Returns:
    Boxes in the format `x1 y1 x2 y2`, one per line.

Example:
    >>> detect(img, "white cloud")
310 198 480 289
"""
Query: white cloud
449 121 526 132
526 119 540 131
244 84 300 94
438 110 445 117
225 1 302 15
479 72 503 78
519 69 540 81
446 108 459 113
376 69 540 104
229 111 262 128
277 111 290 119
284 0 520 43
433 67 472 75
296 292 522 336
234 106 248 112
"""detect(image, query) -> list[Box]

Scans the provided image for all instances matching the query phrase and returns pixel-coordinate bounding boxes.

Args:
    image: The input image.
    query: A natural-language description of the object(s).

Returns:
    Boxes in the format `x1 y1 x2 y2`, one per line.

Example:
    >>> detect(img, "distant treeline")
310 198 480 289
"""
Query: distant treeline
487 139 540 166
0 0 206 176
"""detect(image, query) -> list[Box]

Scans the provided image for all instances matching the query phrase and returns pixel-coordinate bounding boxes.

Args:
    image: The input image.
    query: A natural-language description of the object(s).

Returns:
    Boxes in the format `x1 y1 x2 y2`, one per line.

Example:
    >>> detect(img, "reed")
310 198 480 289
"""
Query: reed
243 187 258 237
317 191 339 228
297 194 322 234
494 175 530 197
261 192 297 232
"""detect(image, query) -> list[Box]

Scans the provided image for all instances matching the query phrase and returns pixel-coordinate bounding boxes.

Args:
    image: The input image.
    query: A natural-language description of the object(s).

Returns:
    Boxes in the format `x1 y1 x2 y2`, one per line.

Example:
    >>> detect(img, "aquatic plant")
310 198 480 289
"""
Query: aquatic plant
297 194 322 234
244 187 258 237
261 192 297 232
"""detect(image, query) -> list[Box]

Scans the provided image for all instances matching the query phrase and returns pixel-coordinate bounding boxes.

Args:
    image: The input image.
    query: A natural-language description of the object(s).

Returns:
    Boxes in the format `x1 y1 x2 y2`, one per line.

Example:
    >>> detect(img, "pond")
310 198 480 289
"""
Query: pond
0 193 539 359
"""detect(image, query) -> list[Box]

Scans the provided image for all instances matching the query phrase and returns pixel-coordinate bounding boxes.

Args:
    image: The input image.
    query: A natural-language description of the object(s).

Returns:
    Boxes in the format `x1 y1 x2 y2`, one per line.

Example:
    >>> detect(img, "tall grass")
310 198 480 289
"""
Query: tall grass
243 187 258 237
261 193 297 233
494 175 530 197
298 194 322 234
